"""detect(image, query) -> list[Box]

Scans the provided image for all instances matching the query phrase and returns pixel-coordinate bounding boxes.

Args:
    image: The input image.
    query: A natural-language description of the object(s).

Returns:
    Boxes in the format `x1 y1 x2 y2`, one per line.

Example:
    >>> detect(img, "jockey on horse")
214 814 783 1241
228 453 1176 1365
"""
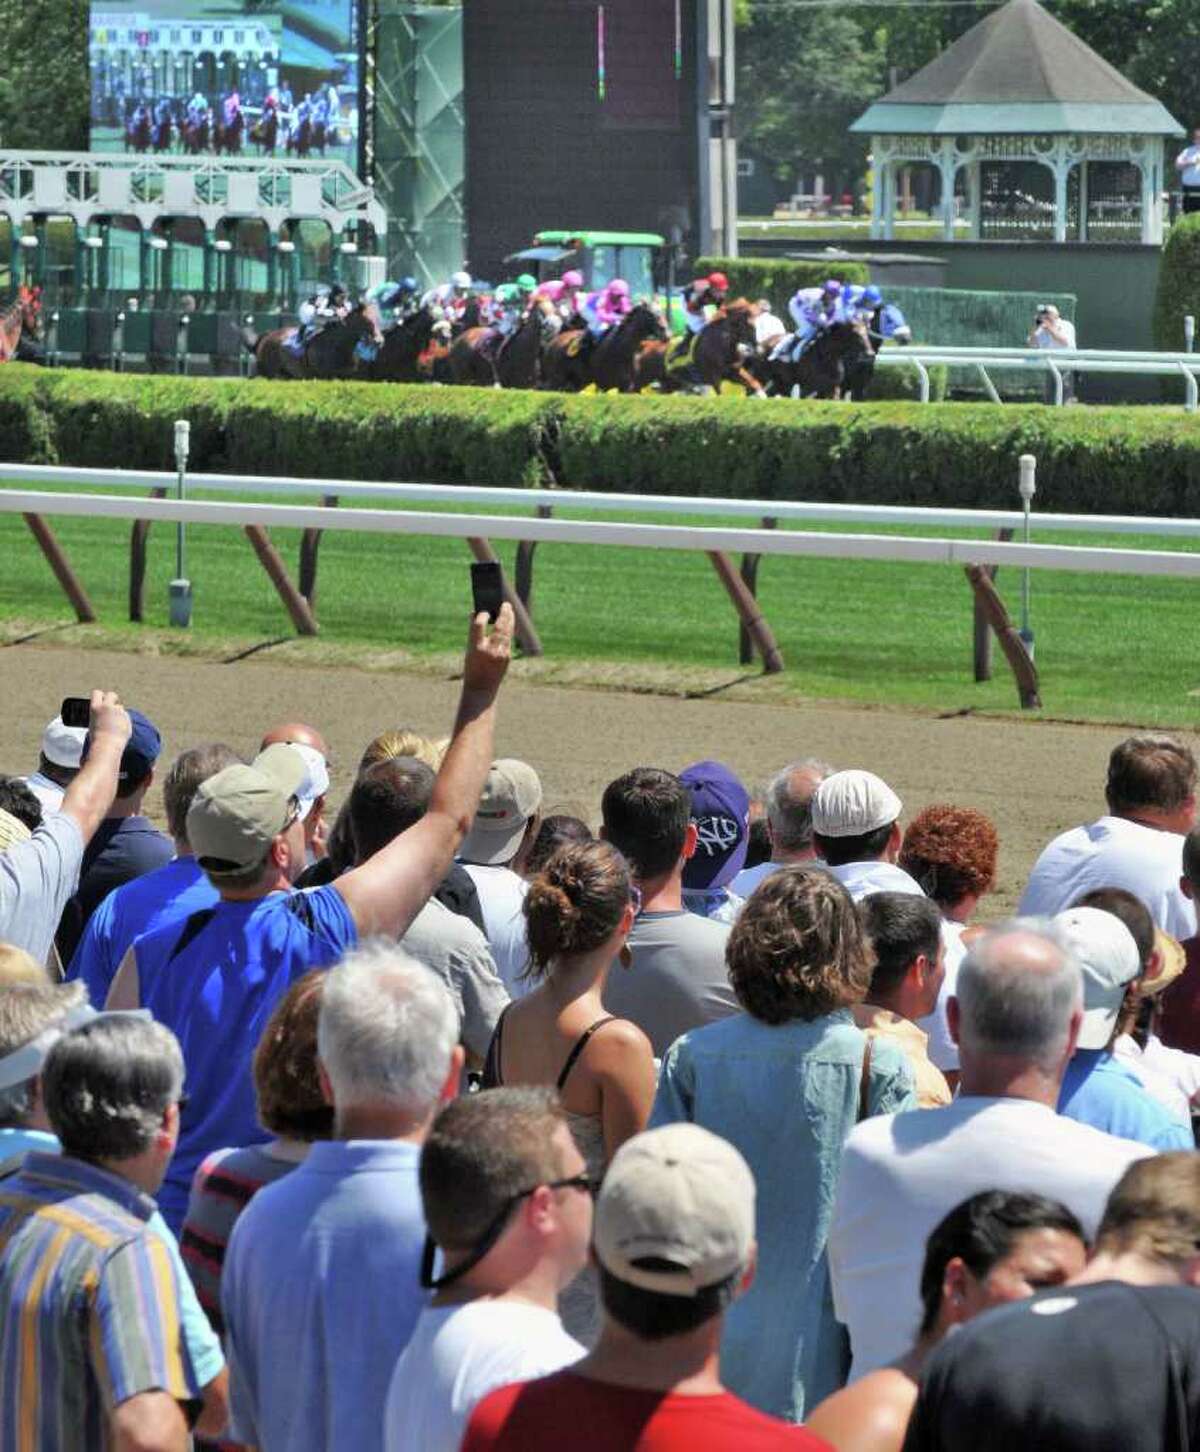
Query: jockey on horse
682 271 729 334
367 276 421 319
421 270 474 331
532 269 585 332
769 278 848 366
576 278 633 360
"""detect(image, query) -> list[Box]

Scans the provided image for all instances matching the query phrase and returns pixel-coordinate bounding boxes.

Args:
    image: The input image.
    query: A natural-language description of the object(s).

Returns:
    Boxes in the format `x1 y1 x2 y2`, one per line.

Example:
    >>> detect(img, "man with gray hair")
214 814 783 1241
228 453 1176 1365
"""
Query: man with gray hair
828 918 1153 1380
0 1014 205 1451
221 943 463 1452
731 759 834 900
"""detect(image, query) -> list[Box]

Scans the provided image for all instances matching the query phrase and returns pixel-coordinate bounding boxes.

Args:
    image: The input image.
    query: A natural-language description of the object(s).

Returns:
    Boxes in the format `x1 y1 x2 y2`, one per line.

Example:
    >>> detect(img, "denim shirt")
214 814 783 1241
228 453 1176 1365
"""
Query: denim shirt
650 1008 916 1421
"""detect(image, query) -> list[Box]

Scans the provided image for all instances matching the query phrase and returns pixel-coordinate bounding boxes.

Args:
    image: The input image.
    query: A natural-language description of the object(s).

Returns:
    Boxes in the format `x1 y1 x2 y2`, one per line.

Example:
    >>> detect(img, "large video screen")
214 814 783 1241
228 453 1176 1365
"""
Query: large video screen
89 0 360 171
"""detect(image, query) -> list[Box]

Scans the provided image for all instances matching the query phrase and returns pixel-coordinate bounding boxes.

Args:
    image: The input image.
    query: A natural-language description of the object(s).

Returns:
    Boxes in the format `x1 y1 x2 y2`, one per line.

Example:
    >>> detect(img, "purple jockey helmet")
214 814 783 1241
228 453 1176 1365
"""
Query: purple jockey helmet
562 269 583 288
823 279 842 296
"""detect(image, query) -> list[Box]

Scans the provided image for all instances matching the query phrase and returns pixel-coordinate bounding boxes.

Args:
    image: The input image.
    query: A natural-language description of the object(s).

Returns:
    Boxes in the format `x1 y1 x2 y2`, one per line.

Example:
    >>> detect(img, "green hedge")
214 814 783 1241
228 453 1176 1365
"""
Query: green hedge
1154 214 1200 354
694 256 870 319
3 365 1200 516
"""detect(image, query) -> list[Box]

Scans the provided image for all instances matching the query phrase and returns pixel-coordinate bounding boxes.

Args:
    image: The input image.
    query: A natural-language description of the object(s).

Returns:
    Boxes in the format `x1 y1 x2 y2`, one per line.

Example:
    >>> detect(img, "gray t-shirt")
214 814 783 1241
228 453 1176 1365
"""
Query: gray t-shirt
401 896 510 1058
0 812 84 966
603 909 736 1059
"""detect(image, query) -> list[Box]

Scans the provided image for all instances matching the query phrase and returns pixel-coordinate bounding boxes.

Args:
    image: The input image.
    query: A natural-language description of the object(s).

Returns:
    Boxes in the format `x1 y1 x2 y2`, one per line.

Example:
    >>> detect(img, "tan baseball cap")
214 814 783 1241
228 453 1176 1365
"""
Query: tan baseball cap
593 1124 756 1298
811 769 902 838
186 743 309 872
459 759 542 866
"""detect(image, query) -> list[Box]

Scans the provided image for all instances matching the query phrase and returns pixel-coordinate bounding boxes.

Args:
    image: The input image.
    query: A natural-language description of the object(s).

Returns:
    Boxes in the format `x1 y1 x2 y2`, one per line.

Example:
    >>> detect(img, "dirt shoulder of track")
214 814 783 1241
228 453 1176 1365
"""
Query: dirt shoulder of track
0 635 1153 918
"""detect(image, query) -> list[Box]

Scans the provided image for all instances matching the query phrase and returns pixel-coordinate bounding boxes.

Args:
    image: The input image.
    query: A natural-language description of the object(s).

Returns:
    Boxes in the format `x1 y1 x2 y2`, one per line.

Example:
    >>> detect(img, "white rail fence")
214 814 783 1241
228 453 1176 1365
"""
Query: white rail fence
3 449 1200 708
872 346 1200 408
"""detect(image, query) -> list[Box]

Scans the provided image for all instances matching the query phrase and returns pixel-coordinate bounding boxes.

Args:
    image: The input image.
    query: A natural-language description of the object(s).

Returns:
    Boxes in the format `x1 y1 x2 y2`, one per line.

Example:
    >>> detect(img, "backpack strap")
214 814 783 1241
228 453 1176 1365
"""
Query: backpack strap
165 908 218 967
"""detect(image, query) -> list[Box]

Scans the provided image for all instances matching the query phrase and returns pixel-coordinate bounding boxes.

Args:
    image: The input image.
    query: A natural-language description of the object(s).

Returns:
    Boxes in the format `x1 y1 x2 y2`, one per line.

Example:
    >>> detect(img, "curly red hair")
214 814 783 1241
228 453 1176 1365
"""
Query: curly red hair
898 805 998 910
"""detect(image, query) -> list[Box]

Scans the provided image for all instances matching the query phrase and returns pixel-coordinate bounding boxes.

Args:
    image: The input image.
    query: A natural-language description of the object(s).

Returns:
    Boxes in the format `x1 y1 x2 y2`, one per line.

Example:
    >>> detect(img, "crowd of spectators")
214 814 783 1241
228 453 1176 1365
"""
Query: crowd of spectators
2 621 1200 1449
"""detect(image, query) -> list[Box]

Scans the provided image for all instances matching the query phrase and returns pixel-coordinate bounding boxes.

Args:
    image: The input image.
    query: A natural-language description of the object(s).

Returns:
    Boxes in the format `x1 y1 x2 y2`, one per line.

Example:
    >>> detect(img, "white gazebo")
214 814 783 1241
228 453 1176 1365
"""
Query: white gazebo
850 0 1183 244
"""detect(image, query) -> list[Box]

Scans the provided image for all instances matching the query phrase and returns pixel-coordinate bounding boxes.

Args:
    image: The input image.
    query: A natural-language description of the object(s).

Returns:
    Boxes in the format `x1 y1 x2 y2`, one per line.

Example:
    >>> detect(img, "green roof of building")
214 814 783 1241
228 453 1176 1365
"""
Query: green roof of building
851 0 1183 136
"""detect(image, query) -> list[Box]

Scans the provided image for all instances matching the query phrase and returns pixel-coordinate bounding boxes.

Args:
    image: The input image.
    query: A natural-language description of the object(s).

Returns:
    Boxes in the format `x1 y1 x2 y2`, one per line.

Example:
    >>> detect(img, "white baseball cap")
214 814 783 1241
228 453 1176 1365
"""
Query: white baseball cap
1054 906 1141 1051
41 716 88 770
593 1124 756 1298
811 769 902 839
267 742 329 823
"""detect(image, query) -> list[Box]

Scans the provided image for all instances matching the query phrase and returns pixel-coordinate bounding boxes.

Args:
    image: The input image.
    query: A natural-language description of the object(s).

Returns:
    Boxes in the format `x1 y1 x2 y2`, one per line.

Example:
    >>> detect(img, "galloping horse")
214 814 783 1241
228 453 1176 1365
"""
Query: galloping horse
754 319 875 400
151 111 173 153
449 297 557 389
842 302 912 400
0 287 43 364
242 305 382 381
634 299 763 394
542 302 669 393
125 111 152 153
182 115 210 154
252 107 279 156
370 307 440 383
214 109 245 156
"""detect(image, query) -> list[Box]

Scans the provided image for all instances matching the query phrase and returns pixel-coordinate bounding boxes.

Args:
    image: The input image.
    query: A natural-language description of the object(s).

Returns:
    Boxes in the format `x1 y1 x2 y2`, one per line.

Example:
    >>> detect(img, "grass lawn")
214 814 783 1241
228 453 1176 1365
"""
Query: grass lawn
0 483 1198 727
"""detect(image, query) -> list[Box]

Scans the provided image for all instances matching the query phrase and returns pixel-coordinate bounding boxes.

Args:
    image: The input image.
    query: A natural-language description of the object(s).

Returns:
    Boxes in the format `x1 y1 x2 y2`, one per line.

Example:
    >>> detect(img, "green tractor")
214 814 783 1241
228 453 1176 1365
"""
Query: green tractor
504 229 689 333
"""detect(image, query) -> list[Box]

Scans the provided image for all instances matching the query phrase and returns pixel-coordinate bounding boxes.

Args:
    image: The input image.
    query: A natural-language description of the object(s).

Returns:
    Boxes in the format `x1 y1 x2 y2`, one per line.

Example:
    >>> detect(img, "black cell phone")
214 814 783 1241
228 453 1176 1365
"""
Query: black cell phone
470 561 504 623
60 696 90 729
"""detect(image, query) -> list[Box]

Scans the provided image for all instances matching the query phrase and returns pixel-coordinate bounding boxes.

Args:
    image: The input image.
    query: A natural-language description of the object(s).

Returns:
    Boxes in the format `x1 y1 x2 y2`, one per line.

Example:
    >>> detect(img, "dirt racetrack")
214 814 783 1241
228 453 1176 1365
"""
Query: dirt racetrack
0 641 1160 916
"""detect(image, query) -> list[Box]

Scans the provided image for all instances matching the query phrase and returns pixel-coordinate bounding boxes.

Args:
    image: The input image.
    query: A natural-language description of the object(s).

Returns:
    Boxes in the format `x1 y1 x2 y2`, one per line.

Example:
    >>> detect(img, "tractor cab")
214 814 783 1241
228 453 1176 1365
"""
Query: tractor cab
504 229 687 330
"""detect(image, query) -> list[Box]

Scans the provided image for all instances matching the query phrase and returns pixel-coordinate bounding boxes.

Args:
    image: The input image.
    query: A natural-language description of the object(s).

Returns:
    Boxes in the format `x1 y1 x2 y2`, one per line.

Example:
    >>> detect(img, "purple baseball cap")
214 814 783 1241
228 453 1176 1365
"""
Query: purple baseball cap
680 760 750 892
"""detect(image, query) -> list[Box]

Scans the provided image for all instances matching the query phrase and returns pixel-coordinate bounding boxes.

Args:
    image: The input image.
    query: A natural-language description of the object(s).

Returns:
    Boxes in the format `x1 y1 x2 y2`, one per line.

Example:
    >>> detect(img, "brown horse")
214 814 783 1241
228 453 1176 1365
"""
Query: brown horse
635 299 764 395
541 303 669 393
0 287 42 364
252 107 279 156
242 304 381 380
371 306 439 383
751 319 874 400
449 298 557 389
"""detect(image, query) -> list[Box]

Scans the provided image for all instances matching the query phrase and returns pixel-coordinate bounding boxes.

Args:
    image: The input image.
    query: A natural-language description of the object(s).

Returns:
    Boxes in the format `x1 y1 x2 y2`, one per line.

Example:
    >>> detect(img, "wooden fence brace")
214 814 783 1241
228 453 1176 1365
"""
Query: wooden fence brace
515 505 553 610
972 527 1014 682
129 487 169 621
465 537 543 656
738 516 778 665
243 525 320 636
298 495 338 607
22 514 96 623
964 561 1040 709
707 550 785 674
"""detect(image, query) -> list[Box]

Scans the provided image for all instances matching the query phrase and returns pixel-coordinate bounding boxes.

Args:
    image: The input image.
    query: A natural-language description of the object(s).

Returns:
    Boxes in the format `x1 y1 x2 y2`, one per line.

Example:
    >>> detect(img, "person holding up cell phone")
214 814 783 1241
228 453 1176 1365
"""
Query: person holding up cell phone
0 691 131 968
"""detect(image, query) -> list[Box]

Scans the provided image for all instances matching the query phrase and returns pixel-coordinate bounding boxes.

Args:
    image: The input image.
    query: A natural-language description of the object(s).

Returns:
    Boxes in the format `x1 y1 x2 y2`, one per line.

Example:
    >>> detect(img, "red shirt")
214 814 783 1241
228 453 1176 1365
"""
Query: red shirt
461 1370 830 1451
1160 935 1200 1055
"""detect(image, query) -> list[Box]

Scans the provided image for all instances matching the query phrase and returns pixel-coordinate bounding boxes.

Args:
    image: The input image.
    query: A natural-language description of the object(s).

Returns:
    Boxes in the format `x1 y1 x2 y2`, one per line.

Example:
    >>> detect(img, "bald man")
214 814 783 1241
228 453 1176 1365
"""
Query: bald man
261 721 330 861
829 919 1152 1379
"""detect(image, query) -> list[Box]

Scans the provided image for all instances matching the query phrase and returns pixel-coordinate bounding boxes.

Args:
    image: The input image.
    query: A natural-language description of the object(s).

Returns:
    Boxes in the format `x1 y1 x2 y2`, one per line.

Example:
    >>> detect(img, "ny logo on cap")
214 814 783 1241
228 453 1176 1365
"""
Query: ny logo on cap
695 815 741 857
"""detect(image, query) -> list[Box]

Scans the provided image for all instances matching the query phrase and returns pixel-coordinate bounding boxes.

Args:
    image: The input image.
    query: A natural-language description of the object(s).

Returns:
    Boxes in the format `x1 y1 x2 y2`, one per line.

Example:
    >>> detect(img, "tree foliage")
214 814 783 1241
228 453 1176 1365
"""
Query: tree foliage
0 0 88 150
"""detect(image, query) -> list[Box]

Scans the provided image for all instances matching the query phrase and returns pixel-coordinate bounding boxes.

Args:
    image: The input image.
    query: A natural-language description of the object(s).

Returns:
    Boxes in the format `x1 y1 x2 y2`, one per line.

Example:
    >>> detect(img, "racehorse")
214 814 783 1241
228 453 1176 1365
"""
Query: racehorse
288 115 313 158
214 109 244 156
541 302 669 393
634 299 763 395
242 304 382 381
370 306 440 383
449 297 557 389
754 319 875 400
0 287 43 364
125 111 152 153
252 107 279 156
183 115 210 154
842 302 912 400
151 112 173 153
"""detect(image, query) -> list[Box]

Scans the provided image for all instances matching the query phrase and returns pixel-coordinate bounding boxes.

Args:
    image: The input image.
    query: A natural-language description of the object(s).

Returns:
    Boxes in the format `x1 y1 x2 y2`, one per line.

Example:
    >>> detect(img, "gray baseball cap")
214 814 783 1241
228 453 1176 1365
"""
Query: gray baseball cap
186 743 309 872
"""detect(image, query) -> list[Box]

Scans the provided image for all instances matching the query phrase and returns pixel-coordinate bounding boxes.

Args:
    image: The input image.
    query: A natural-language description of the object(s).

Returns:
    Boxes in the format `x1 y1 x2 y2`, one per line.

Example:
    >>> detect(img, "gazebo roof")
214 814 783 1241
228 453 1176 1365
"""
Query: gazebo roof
851 0 1183 136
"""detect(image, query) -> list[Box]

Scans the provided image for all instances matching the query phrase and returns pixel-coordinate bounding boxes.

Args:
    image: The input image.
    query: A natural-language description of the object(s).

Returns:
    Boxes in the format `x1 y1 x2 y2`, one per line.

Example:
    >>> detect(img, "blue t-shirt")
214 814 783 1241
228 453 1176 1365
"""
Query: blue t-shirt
1059 1049 1193 1151
223 1140 427 1452
135 885 357 1232
68 856 219 1007
56 816 174 964
729 860 784 901
0 1127 224 1388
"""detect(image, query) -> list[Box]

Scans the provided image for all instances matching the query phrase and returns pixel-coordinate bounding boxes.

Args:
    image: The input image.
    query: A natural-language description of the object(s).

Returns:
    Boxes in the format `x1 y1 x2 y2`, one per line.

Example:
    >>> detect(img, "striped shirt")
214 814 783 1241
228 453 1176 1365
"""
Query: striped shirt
0 1151 202 1451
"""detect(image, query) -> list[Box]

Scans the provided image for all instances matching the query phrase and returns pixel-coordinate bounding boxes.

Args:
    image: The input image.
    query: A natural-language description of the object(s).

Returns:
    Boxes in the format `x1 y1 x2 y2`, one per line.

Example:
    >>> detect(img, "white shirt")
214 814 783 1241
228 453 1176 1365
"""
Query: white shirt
919 919 965 1073
828 1096 1152 1378
461 863 531 995
1178 144 1200 188
1031 317 1077 350
383 1300 583 1452
1114 1032 1200 1124
1018 815 1196 941
22 771 66 814
754 311 786 348
827 860 925 901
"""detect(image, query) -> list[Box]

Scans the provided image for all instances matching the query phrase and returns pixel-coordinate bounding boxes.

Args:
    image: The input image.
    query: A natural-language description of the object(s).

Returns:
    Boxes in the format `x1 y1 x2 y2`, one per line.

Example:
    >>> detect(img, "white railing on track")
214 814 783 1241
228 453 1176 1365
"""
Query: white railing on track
872 346 1200 409
2 462 1200 541
1 487 1199 578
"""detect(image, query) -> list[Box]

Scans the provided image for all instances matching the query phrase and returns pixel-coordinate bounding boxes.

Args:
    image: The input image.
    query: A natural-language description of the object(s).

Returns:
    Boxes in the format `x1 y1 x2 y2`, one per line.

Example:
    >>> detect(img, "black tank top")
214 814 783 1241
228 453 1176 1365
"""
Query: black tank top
481 1003 617 1093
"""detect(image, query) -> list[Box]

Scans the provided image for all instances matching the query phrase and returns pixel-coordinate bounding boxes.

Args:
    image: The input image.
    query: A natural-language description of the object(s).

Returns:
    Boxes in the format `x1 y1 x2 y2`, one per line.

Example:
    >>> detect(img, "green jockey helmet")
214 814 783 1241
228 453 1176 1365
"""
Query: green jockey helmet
516 273 537 292
495 283 521 303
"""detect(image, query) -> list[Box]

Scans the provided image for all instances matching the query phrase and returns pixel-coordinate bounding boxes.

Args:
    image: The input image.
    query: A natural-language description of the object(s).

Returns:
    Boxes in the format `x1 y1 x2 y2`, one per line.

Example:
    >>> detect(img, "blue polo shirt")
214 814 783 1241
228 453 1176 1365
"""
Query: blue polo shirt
1059 1049 1194 1151
222 1140 427 1452
134 885 357 1232
68 856 219 1007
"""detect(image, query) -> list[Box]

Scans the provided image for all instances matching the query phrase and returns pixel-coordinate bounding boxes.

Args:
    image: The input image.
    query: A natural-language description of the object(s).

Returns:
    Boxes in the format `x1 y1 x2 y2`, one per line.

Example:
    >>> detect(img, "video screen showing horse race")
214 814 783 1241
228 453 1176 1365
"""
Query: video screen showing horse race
89 0 358 166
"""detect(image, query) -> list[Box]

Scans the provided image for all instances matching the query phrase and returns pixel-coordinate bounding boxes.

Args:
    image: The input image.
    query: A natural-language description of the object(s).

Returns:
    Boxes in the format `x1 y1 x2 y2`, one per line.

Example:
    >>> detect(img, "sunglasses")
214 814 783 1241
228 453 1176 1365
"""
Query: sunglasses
420 1173 599 1291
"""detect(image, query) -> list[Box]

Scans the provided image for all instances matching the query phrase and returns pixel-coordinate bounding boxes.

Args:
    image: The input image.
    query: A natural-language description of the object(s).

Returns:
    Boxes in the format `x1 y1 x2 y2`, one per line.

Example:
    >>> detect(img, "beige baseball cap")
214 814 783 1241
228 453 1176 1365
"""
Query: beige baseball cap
811 769 902 839
1055 906 1141 1050
593 1124 756 1298
459 759 542 866
186 743 309 873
